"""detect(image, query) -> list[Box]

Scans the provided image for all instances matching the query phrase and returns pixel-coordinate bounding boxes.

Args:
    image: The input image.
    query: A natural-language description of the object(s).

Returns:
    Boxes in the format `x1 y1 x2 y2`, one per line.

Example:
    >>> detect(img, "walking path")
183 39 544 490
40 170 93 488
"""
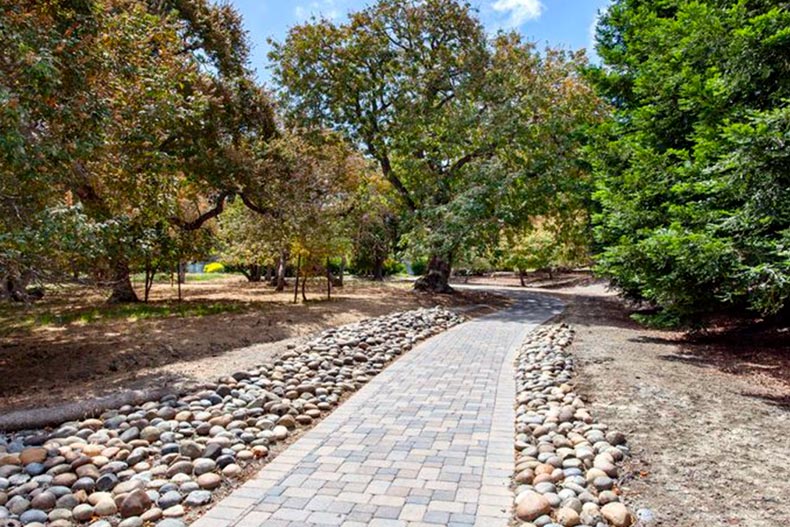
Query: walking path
193 292 563 527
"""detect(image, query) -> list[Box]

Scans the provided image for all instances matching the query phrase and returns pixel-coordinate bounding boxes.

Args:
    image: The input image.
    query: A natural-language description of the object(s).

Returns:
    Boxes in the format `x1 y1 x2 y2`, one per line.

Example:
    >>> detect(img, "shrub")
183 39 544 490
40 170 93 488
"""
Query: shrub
203 262 225 274
410 258 428 276
382 258 406 276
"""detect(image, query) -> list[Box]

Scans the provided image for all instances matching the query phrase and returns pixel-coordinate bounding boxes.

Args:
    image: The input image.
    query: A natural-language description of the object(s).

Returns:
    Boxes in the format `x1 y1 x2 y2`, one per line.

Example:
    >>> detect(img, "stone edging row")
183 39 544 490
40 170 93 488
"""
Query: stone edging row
511 323 651 527
0 307 462 527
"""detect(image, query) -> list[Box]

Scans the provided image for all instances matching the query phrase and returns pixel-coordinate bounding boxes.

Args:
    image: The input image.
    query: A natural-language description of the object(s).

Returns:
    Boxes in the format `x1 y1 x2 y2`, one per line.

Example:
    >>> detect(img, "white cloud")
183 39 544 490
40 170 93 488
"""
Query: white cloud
491 0 544 26
587 2 612 63
294 0 340 21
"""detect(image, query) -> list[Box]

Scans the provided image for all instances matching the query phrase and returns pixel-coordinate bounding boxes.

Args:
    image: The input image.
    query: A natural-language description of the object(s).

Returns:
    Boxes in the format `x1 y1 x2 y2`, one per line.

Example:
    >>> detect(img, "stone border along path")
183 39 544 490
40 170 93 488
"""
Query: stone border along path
511 324 652 527
0 308 464 527
191 292 564 527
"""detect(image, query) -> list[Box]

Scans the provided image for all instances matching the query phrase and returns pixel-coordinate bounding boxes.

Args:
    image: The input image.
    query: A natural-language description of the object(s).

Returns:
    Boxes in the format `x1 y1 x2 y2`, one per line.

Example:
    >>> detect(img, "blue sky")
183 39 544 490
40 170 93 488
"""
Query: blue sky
228 0 611 84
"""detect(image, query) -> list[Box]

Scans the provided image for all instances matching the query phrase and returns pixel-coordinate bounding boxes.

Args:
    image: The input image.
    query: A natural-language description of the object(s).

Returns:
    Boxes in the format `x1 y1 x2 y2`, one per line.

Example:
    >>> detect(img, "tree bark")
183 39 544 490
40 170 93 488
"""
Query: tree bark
243 264 262 282
413 254 454 293
372 256 385 281
2 274 32 302
108 260 138 303
519 269 526 287
326 258 332 300
338 255 346 287
144 260 158 302
293 254 300 303
177 261 186 284
276 250 288 292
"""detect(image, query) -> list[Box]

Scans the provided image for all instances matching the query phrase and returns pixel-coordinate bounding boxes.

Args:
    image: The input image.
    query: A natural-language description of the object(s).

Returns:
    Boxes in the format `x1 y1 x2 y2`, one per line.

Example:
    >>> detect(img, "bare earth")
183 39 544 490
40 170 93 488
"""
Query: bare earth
528 280 790 527
2 273 789 526
0 277 506 414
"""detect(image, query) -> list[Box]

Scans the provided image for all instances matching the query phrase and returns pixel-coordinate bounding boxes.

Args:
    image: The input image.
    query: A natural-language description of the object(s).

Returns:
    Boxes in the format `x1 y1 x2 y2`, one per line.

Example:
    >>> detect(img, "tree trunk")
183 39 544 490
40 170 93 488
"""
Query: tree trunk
177 261 186 284
144 260 158 303
519 269 526 287
372 256 384 281
326 258 332 300
2 274 31 302
338 255 346 287
244 264 262 282
108 260 138 303
413 254 454 293
265 265 273 283
302 273 308 301
293 254 300 303
276 250 288 292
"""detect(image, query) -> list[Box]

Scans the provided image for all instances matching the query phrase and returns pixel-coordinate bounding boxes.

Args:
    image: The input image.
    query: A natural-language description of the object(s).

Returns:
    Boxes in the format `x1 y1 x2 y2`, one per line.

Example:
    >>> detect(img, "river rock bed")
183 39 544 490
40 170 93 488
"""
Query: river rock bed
513 324 647 527
0 307 462 527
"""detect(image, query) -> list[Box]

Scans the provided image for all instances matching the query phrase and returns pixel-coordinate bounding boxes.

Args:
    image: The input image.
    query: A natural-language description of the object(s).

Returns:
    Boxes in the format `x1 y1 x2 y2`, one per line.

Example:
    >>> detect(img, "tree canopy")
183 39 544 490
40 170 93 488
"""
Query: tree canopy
270 0 603 292
1 0 277 301
590 0 790 325
9 0 782 328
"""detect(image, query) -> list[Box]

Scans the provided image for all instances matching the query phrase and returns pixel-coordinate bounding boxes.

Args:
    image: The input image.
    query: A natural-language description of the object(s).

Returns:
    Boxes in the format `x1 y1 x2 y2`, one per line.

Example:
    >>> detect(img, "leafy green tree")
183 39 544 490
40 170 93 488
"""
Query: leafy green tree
1 0 278 302
217 130 363 295
502 215 590 284
1 1 106 299
505 230 555 284
590 0 790 325
350 175 400 281
216 199 279 282
270 0 602 293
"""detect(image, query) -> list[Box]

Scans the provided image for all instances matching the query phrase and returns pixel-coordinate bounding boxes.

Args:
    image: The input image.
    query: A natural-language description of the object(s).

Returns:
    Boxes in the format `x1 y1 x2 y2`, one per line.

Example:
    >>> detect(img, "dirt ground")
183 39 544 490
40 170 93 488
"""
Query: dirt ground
3 273 789 526
540 282 790 527
0 276 506 414
455 275 789 526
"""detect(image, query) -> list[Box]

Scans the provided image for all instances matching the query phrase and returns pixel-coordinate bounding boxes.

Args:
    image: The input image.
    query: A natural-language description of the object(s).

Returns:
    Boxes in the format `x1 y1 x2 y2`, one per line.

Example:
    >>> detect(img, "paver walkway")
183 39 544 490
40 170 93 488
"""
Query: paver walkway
193 292 563 527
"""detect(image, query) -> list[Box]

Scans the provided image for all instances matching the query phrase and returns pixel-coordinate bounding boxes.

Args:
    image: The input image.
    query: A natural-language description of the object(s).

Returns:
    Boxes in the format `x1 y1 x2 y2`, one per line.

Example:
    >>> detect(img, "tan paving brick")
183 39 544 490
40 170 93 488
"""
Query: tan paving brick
189 293 562 527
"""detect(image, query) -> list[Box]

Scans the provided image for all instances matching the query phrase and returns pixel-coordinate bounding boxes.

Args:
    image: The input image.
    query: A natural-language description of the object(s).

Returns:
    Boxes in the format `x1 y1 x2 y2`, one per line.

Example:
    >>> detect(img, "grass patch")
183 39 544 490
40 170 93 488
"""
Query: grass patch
183 273 242 282
129 272 244 283
4 301 247 333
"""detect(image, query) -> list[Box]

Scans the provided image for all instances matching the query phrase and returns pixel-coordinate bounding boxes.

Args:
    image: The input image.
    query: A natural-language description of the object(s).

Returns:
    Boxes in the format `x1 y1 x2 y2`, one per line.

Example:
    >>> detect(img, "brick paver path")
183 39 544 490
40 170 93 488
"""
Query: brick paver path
193 292 563 527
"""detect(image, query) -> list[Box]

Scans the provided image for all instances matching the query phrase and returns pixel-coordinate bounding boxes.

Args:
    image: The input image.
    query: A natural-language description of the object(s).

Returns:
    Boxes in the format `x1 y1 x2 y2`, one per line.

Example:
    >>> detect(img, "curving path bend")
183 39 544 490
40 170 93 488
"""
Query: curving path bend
193 291 563 527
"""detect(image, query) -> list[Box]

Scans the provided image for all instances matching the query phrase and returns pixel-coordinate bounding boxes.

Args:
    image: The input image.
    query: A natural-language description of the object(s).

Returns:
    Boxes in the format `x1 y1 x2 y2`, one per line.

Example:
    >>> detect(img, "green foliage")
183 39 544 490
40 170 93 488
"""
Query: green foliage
349 174 400 279
215 130 364 284
590 0 790 324
384 259 407 276
0 2 106 295
1 0 278 301
350 257 405 278
631 311 685 330
452 246 496 275
503 230 557 273
500 210 592 274
215 199 279 270
409 258 428 276
203 262 225 274
270 0 603 289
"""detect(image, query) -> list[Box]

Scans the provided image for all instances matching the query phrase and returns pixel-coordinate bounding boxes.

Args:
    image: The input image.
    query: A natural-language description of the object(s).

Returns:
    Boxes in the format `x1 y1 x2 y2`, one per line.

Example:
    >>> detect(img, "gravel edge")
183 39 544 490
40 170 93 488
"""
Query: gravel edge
0 307 463 527
510 323 655 527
